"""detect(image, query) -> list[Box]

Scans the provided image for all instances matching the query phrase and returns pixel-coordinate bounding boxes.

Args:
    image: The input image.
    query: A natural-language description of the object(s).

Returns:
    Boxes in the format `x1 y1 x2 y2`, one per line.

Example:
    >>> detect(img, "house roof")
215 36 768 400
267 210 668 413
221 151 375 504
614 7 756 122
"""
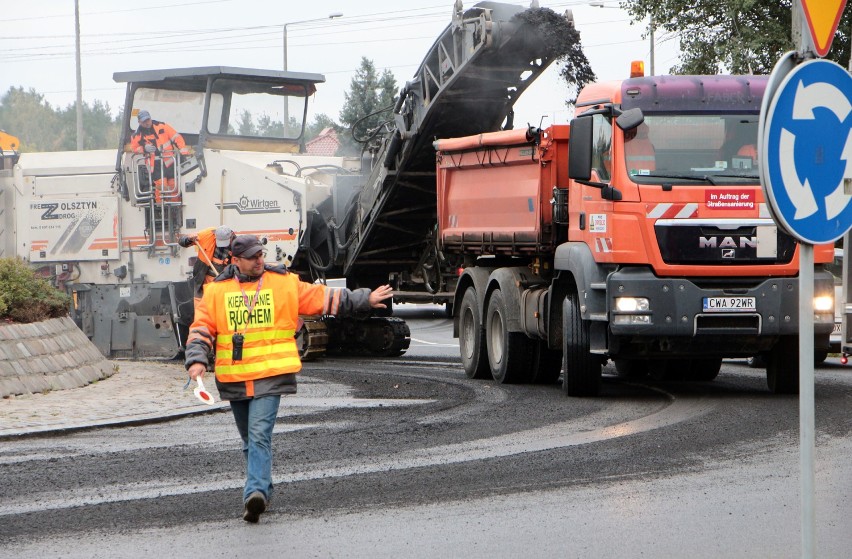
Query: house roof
305 128 340 156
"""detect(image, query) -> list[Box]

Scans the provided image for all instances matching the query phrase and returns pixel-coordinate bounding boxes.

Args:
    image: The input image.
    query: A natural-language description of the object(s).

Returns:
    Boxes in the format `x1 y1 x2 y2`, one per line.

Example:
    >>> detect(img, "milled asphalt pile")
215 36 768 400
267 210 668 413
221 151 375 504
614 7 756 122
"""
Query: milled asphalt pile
0 359 227 439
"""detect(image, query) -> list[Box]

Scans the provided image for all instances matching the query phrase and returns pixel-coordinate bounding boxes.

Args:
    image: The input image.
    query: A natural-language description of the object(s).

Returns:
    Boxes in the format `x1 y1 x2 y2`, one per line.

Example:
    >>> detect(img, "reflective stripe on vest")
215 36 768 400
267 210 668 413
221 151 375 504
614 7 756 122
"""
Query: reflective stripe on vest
214 327 299 382
216 329 295 346
215 355 303 381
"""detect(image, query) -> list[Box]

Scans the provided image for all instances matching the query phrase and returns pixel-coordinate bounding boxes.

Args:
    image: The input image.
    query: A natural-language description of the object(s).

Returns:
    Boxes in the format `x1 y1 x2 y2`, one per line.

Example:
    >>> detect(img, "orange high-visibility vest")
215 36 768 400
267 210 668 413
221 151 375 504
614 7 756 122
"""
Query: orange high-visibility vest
194 227 230 279
130 120 187 169
191 271 335 384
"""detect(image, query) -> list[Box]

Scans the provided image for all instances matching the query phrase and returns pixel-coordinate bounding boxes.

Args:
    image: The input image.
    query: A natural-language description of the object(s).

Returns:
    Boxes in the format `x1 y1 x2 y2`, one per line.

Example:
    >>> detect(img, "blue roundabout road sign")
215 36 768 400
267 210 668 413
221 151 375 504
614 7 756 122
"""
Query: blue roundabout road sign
761 58 852 244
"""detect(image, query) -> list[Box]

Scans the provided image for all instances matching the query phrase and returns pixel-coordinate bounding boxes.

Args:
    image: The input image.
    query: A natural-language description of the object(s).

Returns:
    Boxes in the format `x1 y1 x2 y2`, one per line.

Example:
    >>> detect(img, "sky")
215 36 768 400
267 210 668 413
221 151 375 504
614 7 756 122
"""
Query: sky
0 0 680 129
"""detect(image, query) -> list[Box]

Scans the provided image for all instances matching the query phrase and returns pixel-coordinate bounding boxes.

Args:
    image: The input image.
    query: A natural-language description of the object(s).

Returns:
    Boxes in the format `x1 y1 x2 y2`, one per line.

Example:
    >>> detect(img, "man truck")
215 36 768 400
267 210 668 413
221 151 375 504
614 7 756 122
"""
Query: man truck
436 68 835 395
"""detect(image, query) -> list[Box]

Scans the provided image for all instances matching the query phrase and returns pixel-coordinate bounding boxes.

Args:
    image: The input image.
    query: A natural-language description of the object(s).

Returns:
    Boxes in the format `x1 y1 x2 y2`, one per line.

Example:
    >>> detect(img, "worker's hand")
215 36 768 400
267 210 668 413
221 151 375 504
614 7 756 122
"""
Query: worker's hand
368 284 394 308
187 362 206 380
144 144 157 154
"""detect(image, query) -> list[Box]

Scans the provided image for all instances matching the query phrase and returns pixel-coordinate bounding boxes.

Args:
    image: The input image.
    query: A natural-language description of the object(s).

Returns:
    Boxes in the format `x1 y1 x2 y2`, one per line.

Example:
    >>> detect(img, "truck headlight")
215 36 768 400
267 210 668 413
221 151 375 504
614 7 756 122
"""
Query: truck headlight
813 295 834 312
615 297 650 312
613 297 652 325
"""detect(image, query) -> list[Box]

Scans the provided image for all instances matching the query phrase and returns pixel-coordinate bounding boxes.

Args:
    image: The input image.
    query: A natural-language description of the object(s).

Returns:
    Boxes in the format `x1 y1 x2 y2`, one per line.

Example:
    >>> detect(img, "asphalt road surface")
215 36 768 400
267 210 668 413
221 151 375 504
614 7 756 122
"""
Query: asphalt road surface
2 304 852 558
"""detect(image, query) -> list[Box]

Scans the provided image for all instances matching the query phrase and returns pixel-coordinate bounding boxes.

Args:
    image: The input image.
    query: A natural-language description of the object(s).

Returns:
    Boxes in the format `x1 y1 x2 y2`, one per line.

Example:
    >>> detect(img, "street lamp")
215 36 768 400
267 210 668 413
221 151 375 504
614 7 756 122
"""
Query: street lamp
283 12 343 72
589 2 654 76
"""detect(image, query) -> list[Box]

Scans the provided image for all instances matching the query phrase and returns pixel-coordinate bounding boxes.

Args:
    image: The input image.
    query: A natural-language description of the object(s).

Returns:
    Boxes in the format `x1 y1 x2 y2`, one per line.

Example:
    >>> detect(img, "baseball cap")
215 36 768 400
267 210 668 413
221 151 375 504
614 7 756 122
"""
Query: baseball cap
137 109 151 123
214 225 234 248
231 234 264 258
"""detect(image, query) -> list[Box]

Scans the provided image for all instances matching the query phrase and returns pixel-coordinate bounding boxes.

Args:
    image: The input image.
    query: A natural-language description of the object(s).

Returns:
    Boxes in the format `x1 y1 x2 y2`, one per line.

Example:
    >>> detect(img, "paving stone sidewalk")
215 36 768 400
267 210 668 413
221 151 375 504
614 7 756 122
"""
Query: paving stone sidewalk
0 360 227 439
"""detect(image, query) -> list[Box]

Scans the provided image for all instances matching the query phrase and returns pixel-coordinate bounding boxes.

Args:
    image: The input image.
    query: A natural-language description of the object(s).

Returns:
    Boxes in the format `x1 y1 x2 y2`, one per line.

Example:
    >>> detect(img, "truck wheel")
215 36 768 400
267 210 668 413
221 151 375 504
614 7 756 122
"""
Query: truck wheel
486 289 535 383
561 292 600 396
531 341 562 384
766 335 799 394
459 288 489 379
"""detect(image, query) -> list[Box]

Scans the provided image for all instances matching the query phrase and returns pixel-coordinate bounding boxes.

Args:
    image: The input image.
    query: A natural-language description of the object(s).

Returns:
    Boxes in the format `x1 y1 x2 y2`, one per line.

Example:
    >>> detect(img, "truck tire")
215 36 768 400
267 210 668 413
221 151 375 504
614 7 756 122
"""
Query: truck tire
531 340 562 384
459 287 490 379
561 292 601 396
485 289 535 383
766 336 799 394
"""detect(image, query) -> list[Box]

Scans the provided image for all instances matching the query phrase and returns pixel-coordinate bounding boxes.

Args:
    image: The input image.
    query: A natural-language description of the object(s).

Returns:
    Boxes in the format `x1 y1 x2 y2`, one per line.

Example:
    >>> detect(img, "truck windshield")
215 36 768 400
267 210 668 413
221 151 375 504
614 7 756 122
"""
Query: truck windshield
625 114 759 184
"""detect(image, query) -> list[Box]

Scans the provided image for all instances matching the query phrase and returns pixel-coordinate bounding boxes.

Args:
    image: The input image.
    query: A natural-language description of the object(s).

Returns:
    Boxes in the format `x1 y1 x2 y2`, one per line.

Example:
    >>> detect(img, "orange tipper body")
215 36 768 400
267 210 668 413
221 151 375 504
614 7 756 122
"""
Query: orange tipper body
437 73 836 394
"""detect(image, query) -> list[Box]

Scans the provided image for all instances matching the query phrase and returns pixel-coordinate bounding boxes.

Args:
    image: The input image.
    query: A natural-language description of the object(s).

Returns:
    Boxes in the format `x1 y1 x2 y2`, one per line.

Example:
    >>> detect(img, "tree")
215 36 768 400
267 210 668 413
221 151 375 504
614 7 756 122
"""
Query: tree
256 113 285 138
339 57 397 143
304 113 339 142
57 100 121 151
377 69 398 114
624 0 852 75
0 87 63 151
0 87 122 152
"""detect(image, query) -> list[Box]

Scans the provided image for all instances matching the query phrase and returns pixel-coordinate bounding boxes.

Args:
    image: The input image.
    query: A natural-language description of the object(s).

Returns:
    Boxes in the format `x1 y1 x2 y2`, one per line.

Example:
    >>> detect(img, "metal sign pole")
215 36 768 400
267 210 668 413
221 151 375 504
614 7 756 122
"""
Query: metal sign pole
799 243 815 559
794 4 815 555
763 3 852 556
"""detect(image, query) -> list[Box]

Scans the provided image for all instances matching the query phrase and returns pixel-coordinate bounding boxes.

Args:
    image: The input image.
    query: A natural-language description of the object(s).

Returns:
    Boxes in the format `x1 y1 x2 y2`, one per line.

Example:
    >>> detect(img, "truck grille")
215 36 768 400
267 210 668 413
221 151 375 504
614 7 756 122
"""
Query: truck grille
654 223 796 265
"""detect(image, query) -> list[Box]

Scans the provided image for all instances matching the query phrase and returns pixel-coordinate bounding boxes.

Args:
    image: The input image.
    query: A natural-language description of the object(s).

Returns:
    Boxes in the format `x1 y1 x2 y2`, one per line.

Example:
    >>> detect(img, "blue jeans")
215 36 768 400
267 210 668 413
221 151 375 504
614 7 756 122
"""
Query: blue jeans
230 395 281 503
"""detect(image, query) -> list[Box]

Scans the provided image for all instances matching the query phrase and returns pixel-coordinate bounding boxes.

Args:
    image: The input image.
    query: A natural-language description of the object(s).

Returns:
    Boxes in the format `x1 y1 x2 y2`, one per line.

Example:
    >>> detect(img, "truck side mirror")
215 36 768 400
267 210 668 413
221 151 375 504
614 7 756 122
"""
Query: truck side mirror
568 116 593 181
615 107 644 132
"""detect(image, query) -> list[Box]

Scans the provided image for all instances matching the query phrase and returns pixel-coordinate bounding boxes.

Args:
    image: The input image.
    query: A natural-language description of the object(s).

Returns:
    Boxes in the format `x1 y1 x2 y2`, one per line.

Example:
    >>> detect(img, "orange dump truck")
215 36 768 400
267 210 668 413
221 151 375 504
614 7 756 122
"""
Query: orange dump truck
437 72 835 396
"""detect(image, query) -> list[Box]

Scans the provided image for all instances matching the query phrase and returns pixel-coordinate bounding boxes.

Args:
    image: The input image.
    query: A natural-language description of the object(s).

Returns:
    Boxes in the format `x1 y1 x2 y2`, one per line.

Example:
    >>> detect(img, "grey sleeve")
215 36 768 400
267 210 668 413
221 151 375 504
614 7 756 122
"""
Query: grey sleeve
324 287 373 317
184 337 211 370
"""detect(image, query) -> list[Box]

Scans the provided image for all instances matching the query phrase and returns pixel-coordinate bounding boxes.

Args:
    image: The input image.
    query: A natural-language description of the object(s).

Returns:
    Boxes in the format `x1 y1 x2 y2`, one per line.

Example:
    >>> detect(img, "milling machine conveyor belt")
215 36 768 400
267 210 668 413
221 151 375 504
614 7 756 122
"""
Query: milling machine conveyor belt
343 1 568 277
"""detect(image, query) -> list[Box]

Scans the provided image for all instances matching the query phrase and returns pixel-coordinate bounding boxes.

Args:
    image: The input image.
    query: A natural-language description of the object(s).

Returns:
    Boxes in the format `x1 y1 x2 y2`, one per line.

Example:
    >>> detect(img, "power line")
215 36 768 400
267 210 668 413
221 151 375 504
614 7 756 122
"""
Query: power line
0 11 628 61
0 0 237 23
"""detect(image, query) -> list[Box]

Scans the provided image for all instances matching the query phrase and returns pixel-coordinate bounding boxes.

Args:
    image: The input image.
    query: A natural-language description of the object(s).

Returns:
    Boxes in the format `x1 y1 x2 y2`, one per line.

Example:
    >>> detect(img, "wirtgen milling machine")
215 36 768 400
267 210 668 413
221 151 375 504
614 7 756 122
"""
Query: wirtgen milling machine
0 2 573 360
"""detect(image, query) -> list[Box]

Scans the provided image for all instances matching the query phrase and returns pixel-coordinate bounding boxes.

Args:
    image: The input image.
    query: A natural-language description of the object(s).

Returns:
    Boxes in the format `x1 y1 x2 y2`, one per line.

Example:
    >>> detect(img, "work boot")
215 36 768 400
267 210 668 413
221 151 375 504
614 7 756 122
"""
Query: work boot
243 491 267 523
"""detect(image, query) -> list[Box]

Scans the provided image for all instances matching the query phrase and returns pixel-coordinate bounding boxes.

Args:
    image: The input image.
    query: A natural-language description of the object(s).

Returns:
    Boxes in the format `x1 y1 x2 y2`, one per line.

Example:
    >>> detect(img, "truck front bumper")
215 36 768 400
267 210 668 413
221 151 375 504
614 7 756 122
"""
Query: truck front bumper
605 267 834 358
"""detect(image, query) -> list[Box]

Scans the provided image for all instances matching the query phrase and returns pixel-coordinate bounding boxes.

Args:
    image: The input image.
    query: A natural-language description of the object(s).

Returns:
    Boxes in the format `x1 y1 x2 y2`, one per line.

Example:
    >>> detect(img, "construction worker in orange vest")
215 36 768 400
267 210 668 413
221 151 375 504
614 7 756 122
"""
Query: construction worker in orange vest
185 234 392 523
130 109 188 202
178 225 236 301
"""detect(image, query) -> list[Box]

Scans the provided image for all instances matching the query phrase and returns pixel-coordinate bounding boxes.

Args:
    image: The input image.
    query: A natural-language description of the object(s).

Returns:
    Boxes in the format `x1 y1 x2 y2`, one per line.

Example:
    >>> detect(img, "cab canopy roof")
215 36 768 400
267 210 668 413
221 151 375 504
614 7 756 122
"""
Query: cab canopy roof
113 66 324 95
577 74 768 114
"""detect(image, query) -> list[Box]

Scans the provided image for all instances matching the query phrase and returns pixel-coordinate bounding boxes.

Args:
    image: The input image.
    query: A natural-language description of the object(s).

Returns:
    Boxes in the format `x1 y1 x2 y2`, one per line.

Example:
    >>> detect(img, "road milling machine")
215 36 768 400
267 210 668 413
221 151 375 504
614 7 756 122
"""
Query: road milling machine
0 1 576 360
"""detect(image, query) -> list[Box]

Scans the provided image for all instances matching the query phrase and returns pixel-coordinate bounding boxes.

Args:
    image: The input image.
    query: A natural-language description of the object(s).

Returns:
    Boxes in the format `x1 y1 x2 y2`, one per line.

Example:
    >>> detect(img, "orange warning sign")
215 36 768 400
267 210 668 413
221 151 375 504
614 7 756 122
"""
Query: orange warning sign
800 0 848 57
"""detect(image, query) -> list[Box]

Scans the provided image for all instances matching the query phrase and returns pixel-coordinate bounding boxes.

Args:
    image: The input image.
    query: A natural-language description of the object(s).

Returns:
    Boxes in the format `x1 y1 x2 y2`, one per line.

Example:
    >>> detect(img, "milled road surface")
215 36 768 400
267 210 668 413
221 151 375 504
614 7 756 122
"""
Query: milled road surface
1 305 851 558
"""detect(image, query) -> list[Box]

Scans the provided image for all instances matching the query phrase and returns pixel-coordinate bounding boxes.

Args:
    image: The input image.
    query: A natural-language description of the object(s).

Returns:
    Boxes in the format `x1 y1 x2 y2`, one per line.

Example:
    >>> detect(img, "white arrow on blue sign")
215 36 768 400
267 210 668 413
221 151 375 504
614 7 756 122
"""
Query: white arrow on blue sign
761 58 852 245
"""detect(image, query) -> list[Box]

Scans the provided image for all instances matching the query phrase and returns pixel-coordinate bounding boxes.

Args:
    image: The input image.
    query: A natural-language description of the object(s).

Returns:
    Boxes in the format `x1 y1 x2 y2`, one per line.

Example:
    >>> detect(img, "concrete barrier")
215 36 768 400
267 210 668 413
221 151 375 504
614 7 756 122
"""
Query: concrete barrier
0 316 115 398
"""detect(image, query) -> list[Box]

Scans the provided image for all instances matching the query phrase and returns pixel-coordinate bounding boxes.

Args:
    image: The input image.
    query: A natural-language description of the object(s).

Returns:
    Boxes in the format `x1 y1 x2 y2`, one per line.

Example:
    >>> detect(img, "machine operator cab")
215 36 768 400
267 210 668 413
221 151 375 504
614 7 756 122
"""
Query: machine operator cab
112 67 324 252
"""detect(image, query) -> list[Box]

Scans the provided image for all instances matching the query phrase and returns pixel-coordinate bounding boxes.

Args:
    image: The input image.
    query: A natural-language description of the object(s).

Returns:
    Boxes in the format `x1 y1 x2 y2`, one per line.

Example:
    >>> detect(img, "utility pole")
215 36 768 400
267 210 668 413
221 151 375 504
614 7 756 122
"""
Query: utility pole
649 11 655 76
74 0 83 150
281 13 342 133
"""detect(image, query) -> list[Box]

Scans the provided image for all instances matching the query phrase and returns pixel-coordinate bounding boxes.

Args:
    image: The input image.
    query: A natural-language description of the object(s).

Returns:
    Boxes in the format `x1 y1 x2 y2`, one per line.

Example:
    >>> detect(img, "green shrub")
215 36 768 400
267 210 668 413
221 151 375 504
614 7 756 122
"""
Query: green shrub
0 258 70 323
